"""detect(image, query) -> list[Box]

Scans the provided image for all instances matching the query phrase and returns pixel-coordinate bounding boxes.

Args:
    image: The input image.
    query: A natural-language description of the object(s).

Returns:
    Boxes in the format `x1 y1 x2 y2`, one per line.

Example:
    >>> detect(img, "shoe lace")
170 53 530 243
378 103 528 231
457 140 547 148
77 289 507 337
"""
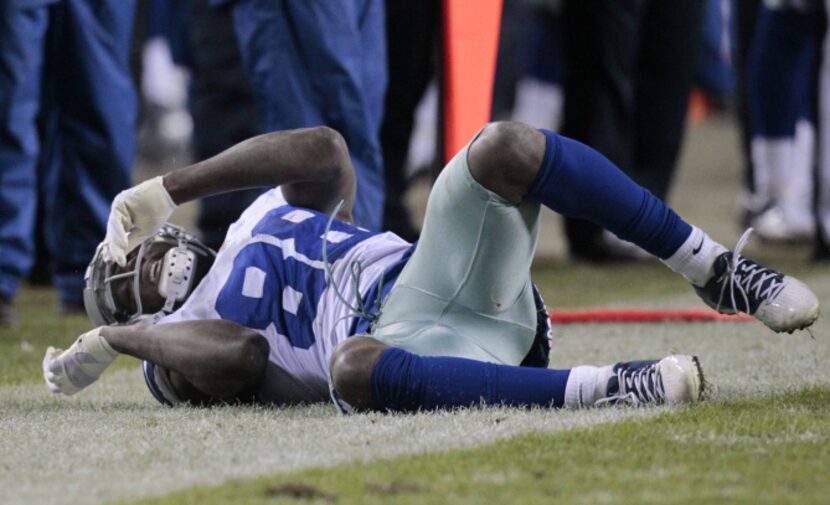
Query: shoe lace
714 228 787 314
595 363 665 406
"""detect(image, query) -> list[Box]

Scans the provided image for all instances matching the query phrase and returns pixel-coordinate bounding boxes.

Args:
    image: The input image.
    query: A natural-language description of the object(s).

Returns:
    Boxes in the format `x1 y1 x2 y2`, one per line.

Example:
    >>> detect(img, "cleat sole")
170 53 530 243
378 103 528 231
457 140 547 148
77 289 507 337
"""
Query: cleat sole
690 356 705 402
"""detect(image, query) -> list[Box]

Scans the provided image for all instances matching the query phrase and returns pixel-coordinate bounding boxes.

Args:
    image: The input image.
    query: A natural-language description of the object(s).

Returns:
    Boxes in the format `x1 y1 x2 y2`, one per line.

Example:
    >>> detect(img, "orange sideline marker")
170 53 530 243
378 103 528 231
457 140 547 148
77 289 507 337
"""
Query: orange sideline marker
442 0 503 162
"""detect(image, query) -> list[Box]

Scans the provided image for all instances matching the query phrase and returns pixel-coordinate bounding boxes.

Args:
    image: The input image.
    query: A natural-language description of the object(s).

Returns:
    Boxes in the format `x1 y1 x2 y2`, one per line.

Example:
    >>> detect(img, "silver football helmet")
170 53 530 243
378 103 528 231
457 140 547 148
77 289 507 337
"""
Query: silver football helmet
84 224 215 326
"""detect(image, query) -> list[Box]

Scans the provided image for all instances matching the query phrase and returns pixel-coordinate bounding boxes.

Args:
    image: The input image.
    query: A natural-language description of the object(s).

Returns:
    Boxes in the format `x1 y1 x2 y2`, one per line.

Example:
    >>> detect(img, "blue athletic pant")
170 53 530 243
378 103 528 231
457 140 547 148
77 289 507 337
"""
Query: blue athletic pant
0 0 136 303
228 0 387 231
746 5 819 138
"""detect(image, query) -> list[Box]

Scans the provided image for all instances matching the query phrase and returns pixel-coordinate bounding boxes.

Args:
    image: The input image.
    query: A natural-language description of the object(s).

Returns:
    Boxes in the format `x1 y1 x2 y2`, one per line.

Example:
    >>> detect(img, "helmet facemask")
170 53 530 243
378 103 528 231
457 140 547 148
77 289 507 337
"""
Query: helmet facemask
84 224 216 326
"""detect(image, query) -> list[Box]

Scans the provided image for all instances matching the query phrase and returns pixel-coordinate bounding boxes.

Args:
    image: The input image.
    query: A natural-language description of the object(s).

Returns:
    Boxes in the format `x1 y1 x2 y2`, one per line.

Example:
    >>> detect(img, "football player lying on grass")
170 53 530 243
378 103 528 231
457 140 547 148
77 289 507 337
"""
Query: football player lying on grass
43 122 819 411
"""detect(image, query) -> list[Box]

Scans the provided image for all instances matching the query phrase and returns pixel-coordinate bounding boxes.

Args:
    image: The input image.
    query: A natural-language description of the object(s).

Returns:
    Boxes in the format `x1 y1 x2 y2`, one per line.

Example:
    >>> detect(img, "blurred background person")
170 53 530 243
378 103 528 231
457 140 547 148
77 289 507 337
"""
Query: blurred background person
744 1 820 243
731 0 760 231
380 0 440 242
0 0 137 324
692 0 737 110
559 0 704 261
509 0 564 132
220 0 388 231
815 0 830 259
490 0 535 122
380 0 554 242
131 0 264 251
186 0 264 250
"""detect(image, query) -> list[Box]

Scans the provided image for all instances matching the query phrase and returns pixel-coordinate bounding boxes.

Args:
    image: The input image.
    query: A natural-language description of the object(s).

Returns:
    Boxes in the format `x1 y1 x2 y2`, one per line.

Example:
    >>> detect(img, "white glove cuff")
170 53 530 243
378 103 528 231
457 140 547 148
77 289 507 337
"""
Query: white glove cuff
75 327 119 364
145 176 178 211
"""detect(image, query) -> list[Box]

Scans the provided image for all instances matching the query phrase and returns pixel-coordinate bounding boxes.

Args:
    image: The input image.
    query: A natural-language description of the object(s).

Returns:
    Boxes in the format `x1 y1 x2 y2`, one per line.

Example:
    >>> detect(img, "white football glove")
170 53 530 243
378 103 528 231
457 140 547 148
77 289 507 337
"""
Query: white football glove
43 327 120 396
104 176 177 266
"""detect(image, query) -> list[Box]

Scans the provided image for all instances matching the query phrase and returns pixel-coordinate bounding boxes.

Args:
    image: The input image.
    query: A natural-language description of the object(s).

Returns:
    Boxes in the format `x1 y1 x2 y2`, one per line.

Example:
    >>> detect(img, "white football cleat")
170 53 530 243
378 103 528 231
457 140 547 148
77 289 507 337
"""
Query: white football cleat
694 229 819 333
751 206 815 243
592 355 704 407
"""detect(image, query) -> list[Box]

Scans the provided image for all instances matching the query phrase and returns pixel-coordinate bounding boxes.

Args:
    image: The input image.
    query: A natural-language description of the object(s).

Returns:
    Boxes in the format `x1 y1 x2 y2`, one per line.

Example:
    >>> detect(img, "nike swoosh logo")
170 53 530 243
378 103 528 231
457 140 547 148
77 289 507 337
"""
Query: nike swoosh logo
692 237 704 255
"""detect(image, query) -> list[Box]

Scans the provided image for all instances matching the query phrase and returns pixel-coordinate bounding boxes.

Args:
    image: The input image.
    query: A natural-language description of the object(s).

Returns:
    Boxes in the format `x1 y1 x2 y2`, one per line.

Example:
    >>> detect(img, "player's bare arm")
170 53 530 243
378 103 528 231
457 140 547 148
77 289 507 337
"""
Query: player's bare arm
105 126 356 266
103 321 269 404
164 126 355 217
44 318 270 405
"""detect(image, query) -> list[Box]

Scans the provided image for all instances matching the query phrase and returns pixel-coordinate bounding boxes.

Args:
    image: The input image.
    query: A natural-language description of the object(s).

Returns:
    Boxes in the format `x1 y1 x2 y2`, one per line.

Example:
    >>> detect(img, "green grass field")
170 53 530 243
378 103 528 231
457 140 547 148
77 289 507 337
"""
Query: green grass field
128 388 830 505
1 118 829 504
2 261 828 505
0 289 135 387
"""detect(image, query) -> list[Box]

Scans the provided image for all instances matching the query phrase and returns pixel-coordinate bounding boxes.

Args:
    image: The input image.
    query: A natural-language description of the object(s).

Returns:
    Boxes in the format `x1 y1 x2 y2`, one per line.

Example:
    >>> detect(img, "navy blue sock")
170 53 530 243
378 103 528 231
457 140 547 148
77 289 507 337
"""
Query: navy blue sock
370 348 571 412
746 8 818 138
529 129 691 259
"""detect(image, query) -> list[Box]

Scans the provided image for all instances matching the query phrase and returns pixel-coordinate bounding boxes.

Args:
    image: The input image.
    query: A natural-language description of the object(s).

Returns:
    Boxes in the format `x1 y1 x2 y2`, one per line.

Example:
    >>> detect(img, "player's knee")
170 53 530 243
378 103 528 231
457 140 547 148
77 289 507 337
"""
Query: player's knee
467 121 546 204
329 336 388 410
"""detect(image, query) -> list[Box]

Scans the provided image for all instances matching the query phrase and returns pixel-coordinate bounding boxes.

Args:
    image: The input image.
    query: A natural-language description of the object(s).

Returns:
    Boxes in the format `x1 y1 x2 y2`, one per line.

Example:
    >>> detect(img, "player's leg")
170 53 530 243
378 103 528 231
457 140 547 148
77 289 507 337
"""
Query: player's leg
46 0 136 310
469 123 702 266
471 122 818 332
745 5 818 241
333 122 701 411
0 4 49 324
332 121 816 414
231 0 386 231
818 0 830 258
369 129 542 365
330 336 703 412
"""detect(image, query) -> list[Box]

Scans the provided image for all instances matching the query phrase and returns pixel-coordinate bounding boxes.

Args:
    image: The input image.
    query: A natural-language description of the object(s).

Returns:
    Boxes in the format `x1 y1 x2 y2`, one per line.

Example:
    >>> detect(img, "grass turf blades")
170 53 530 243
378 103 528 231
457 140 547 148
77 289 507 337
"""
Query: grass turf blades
2 266 828 505
0 288 134 386
124 387 830 505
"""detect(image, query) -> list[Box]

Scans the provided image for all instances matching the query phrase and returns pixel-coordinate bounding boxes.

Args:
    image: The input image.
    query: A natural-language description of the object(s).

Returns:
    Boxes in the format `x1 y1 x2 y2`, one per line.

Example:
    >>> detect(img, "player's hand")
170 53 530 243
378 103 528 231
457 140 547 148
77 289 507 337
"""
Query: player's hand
42 328 119 396
104 176 177 266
